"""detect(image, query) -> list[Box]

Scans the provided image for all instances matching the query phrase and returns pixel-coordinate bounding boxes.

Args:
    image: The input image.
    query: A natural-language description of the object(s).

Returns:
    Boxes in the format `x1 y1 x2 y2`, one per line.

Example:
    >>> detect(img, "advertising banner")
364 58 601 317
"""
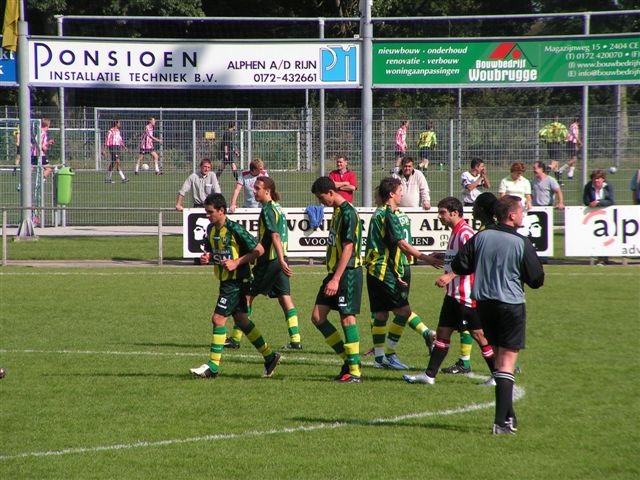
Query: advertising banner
28 38 360 89
565 206 640 256
373 35 640 88
0 46 17 86
183 207 553 259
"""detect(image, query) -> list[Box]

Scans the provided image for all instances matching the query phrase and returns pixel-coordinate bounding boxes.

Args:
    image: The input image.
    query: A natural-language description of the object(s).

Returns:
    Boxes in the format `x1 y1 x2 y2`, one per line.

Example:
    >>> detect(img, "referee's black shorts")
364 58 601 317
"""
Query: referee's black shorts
476 300 526 349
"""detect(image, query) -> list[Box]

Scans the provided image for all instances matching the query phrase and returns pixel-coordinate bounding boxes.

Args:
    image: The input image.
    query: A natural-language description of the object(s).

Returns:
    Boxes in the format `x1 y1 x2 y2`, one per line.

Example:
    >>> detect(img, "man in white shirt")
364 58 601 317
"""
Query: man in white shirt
461 158 491 206
392 157 431 210
175 158 221 210
229 158 269 212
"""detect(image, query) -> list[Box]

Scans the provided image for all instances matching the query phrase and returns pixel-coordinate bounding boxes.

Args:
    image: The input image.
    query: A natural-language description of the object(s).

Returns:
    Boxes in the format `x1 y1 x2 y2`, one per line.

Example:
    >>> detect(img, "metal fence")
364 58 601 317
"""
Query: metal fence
1 104 639 226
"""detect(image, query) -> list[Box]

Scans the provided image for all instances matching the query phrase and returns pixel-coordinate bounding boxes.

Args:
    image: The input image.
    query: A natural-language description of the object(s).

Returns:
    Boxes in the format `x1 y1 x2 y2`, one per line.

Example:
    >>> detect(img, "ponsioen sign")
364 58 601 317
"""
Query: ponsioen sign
373 35 640 88
28 38 361 89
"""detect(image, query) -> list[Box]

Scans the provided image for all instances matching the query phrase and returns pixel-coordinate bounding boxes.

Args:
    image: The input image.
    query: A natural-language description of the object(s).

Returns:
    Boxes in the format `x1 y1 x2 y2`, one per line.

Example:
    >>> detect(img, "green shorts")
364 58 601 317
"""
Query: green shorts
215 280 251 317
250 259 291 298
366 272 410 313
314 267 363 315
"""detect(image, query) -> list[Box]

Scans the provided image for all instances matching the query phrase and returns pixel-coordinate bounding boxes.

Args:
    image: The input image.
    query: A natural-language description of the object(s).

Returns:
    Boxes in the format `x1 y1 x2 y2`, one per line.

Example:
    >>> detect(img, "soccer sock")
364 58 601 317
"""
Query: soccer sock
239 320 274 360
371 317 387 362
426 338 450 378
559 163 568 173
316 320 346 360
342 324 361 377
460 330 473 368
230 326 243 344
494 371 515 427
385 315 407 356
285 308 301 345
407 312 431 340
554 170 561 181
118 169 126 180
135 164 139 173
207 325 226 373
480 344 496 372
568 166 575 177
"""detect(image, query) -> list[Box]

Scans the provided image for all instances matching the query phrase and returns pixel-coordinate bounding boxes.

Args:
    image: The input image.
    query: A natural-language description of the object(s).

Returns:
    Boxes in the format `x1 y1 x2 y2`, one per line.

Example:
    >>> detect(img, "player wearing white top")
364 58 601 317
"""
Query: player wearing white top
403 196 495 386
229 159 269 212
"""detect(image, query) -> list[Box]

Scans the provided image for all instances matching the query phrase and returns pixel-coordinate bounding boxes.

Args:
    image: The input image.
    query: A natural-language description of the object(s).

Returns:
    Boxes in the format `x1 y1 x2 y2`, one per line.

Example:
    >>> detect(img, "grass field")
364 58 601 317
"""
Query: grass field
0 264 638 479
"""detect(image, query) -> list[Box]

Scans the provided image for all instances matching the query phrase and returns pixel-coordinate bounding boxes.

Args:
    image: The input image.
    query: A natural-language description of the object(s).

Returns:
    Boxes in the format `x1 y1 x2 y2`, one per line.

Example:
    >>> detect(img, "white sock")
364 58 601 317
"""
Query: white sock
118 170 125 180
568 167 575 177
559 164 568 173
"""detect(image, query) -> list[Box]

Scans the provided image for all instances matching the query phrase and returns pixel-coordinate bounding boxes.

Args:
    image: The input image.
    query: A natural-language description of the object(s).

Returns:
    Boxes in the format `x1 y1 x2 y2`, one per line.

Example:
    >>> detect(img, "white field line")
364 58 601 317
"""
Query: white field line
0 371 522 461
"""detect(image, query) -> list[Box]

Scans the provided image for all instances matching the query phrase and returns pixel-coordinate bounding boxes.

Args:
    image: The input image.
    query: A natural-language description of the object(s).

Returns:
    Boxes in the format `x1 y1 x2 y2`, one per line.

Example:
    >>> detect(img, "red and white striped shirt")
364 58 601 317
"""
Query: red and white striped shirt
140 123 155 150
444 219 475 307
105 127 124 147
395 126 407 152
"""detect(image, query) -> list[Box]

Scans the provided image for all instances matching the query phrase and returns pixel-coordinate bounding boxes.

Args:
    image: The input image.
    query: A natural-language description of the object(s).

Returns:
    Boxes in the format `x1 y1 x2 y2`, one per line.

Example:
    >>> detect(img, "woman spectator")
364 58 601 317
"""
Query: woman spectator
498 162 532 211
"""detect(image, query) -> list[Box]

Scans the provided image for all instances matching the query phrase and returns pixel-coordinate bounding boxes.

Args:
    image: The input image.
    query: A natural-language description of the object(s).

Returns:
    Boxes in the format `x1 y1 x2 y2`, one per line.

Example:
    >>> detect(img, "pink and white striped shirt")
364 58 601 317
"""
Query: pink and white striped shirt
105 127 124 147
444 220 476 308
140 123 155 150
395 126 407 152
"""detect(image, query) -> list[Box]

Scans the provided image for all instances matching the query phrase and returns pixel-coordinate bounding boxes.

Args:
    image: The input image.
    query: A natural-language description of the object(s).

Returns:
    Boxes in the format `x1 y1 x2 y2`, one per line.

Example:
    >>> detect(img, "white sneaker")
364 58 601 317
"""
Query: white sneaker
481 376 496 386
402 372 435 384
190 363 217 378
384 354 409 370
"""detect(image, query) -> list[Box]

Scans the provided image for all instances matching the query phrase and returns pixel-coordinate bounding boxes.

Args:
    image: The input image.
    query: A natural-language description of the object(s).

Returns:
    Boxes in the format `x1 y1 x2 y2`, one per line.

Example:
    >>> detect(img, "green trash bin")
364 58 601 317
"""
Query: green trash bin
55 166 75 205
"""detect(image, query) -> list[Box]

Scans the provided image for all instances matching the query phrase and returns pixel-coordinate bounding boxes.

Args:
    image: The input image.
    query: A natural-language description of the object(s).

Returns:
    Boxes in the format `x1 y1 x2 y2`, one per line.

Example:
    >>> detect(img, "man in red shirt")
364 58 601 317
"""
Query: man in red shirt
328 156 357 204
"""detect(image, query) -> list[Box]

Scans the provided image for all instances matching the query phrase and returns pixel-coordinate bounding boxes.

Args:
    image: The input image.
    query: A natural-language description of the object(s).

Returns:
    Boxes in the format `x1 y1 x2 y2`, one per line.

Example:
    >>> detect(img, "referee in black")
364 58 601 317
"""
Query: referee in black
452 195 544 435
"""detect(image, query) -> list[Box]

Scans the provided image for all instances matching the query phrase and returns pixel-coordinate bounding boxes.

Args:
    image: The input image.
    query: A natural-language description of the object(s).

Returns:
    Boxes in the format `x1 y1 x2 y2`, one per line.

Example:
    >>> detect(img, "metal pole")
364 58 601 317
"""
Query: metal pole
319 18 326 177
192 119 197 172
56 16 66 167
457 88 462 170
581 14 590 188
17 0 35 238
2 210 7 266
360 0 373 207
449 119 454 196
158 210 163 266
614 86 621 167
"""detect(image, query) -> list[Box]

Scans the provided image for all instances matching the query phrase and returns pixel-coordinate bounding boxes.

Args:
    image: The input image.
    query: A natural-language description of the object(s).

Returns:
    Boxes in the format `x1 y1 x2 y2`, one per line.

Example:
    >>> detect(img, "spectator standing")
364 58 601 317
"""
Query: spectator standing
538 116 568 183
175 158 221 211
394 120 409 165
416 121 437 170
103 120 129 184
631 168 640 205
583 169 615 208
229 158 268 212
392 157 431 210
217 122 240 180
452 195 545 435
328 156 357 203
498 162 532 211
531 161 564 209
461 158 491 206
135 117 162 175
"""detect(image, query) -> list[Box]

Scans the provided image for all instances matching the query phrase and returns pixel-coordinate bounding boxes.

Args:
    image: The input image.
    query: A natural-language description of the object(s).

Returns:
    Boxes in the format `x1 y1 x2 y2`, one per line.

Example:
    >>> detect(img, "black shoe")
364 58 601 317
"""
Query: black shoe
224 338 240 349
262 352 281 378
155 171 163 175
282 342 302 350
134 171 139 175
492 423 516 435
441 359 471 375
122 178 129 184
334 361 350 381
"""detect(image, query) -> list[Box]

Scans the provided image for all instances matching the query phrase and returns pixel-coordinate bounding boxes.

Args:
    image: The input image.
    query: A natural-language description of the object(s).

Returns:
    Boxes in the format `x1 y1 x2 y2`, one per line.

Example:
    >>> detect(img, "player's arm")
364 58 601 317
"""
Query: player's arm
435 271 457 288
324 241 353 296
521 239 544 289
397 240 443 269
175 194 185 211
224 244 265 272
554 187 564 209
271 232 293 277
229 182 243 213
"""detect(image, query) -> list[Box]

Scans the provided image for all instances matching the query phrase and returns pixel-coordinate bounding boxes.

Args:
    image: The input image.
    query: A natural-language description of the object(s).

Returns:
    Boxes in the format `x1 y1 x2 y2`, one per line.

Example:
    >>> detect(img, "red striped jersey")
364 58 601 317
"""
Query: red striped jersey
105 127 124 147
444 219 475 308
140 123 154 150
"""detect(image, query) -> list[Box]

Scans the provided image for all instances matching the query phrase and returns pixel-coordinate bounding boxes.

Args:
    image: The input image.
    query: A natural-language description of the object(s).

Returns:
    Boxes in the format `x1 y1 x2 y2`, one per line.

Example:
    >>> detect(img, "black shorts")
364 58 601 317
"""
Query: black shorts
315 268 363 315
139 148 154 155
31 155 48 166
418 147 432 159
250 259 291 298
108 146 122 162
546 143 562 161
438 295 482 331
366 273 410 313
476 300 526 350
221 152 234 165
567 143 579 158
215 280 251 317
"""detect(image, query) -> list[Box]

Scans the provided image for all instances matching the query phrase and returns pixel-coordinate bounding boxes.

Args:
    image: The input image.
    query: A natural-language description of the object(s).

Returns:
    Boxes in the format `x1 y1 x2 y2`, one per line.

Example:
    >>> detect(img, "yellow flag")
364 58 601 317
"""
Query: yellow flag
2 0 19 52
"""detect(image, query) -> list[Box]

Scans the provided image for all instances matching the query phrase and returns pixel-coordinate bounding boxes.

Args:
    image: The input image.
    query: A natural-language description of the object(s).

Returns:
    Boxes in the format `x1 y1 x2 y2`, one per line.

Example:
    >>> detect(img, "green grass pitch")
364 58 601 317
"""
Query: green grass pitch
0 265 638 478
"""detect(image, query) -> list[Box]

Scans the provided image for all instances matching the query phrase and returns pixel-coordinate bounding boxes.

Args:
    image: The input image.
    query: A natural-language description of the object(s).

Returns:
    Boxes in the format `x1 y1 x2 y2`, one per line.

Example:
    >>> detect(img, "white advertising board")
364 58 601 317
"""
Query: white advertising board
29 38 360 89
183 207 554 259
565 206 640 256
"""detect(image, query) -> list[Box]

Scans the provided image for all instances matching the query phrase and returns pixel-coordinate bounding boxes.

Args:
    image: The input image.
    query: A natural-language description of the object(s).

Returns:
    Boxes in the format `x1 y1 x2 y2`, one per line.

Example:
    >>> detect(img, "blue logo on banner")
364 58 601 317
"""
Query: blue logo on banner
0 49 17 86
320 46 357 82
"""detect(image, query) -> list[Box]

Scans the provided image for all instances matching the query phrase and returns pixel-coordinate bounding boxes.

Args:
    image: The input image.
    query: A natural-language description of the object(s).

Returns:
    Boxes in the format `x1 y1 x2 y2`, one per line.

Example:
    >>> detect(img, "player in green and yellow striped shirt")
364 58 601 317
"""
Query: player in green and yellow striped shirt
365 177 443 370
310 176 363 383
190 193 281 379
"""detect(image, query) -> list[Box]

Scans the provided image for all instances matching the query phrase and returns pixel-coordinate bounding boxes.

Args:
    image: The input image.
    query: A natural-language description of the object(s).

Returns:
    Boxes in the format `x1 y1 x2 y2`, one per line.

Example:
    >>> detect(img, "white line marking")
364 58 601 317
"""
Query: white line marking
0 385 524 460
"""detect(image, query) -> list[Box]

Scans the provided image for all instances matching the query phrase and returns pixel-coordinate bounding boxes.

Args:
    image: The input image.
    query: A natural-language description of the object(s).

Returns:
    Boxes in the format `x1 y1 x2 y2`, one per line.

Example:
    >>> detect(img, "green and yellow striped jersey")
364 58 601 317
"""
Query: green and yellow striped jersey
205 218 258 282
395 209 413 267
326 201 362 273
365 204 408 284
257 201 288 264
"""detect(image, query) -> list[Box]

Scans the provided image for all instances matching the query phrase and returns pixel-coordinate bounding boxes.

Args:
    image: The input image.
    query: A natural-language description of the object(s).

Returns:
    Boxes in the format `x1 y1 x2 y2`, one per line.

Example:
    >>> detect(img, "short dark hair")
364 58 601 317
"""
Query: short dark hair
590 169 606 180
495 195 521 223
470 157 484 169
200 158 212 167
401 157 415 168
204 193 227 212
437 196 463 217
377 177 401 202
534 161 546 171
473 192 497 226
311 176 337 195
